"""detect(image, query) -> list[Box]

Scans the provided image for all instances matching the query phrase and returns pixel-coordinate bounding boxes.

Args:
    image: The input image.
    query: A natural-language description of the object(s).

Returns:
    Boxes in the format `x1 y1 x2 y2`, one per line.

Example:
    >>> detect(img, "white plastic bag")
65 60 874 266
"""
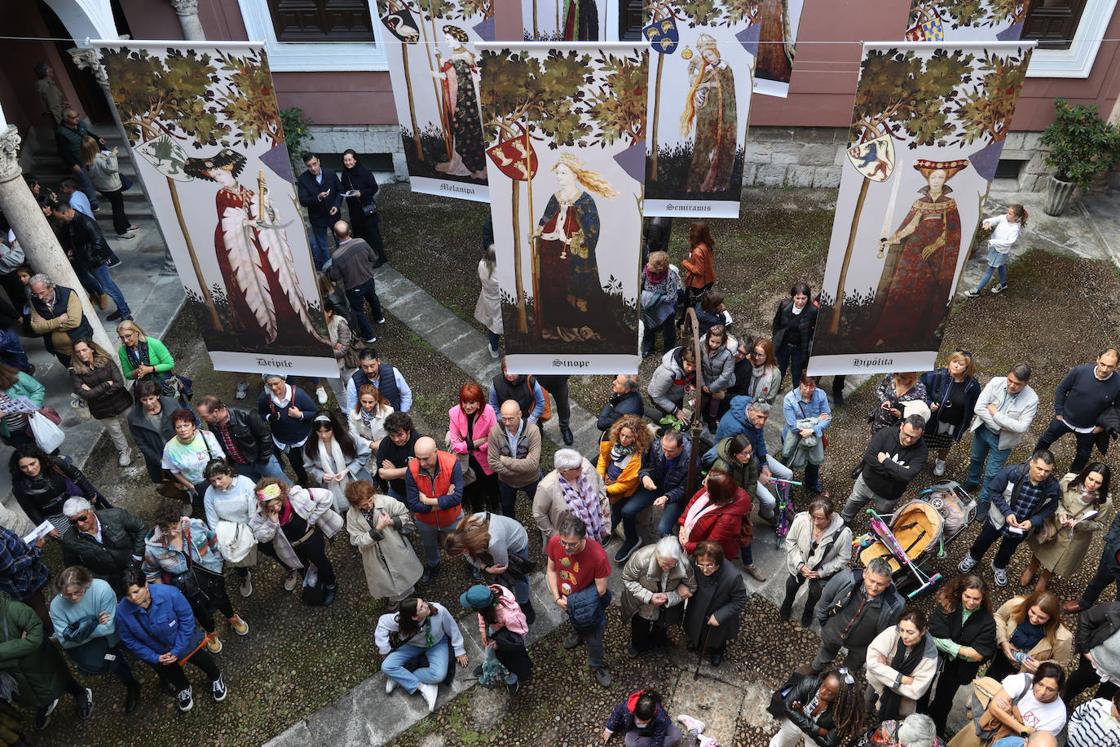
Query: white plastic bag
28 412 64 453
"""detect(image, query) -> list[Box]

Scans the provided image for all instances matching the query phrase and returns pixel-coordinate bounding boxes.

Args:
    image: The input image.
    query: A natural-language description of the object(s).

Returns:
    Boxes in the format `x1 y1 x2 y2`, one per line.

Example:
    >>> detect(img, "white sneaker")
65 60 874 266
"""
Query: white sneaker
933 459 946 477
316 386 328 405
963 289 980 298
958 555 978 573
418 682 438 712
118 450 132 467
71 394 85 409
678 714 705 734
488 345 499 359
385 677 397 694
991 283 1008 294
283 569 300 592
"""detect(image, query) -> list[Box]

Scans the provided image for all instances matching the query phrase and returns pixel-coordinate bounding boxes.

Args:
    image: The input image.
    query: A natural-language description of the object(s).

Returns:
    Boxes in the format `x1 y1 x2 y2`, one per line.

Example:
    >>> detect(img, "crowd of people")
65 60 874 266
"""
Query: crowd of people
1 95 1114 746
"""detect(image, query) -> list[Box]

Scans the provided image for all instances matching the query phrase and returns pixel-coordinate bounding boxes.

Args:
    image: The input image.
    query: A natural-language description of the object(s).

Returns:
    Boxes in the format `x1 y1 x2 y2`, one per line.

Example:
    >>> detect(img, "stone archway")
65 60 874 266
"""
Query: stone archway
41 0 119 45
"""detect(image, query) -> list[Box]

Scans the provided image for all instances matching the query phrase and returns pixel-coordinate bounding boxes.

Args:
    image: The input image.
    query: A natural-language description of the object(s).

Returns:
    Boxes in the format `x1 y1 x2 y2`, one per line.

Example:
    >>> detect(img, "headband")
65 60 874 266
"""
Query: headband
256 483 283 501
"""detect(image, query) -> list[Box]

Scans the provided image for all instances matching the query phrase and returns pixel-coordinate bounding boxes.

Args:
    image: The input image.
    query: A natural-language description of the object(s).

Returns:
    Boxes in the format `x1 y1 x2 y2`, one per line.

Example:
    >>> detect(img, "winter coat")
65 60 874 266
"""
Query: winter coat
532 463 609 542
487 419 541 488
250 486 343 570
816 568 905 633
12 457 100 526
1028 472 1112 577
115 583 202 664
920 368 981 444
127 396 186 483
474 260 503 334
928 603 997 683
596 391 645 433
69 357 131 419
779 674 840 747
62 211 112 271
605 691 676 747
1075 601 1120 655
681 242 715 289
60 507 146 584
208 407 274 466
346 493 423 599
620 543 696 624
648 347 692 415
711 436 760 495
682 559 746 650
597 441 642 503
782 511 851 579
772 299 817 355
449 403 497 476
677 485 751 558
117 337 175 380
969 376 1039 451
638 436 691 507
699 340 735 392
0 593 71 708
714 395 768 463
865 626 939 715
994 596 1073 664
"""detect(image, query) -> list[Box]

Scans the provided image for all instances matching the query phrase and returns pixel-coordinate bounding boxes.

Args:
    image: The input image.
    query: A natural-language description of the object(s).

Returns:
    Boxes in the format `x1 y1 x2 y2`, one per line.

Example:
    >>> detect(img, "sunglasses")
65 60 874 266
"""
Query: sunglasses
68 513 90 524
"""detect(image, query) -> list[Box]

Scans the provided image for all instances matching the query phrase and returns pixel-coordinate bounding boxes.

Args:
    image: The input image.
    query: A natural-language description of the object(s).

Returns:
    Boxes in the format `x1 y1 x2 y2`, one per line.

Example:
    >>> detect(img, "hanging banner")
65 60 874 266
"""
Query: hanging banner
808 41 1034 377
478 42 648 374
906 0 1034 41
521 0 614 41
642 0 763 217
95 42 336 377
377 0 494 202
753 0 806 97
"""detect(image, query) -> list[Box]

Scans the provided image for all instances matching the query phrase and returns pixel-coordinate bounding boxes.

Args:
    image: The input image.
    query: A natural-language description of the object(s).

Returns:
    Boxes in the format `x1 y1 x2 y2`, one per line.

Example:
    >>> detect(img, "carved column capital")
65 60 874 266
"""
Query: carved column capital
0 127 23 184
168 0 200 17
69 47 109 89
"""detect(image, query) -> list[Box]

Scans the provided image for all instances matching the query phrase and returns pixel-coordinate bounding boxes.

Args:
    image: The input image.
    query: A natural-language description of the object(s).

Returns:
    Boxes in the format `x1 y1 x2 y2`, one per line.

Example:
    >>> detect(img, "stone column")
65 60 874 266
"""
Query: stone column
0 126 116 357
169 0 206 41
69 48 178 276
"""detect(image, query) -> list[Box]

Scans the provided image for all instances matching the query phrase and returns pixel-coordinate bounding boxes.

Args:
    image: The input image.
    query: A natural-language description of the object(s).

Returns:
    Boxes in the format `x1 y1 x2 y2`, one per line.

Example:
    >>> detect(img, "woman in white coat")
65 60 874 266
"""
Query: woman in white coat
474 244 502 358
778 498 852 628
303 410 372 514
865 609 938 720
344 480 421 611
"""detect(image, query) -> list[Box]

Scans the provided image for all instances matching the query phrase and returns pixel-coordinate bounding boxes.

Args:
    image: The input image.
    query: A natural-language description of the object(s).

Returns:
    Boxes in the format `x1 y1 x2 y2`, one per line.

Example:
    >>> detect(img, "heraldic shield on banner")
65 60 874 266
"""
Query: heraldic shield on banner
381 1 421 43
643 16 679 54
846 134 895 182
487 125 540 182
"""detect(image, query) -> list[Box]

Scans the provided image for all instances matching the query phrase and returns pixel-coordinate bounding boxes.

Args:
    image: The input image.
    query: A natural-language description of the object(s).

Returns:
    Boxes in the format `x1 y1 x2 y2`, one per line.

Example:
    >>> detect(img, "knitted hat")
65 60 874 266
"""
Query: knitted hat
459 584 494 610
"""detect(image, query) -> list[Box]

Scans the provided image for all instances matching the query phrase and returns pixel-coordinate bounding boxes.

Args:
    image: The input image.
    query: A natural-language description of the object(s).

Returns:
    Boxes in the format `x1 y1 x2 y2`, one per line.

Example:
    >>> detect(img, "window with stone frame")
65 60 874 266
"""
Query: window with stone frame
268 0 374 42
1022 0 1088 50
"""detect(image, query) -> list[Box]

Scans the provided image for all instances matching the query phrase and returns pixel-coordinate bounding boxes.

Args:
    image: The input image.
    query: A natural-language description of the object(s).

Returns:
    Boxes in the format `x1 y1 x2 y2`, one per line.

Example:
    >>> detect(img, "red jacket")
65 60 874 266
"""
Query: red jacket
682 242 715 289
677 485 751 558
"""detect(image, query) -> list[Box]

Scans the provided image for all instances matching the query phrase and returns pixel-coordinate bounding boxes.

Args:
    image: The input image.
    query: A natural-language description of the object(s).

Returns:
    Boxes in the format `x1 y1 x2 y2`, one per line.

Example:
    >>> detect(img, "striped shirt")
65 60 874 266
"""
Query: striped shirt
1067 698 1120 747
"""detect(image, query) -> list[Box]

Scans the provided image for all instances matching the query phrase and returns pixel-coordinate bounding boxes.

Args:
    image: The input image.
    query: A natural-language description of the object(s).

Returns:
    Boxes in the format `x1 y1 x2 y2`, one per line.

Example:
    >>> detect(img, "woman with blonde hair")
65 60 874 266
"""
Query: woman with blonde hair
680 35 737 194
535 152 619 341
598 414 651 537
70 338 133 466
989 590 1072 682
347 383 394 450
920 349 981 477
80 135 134 238
641 250 681 358
116 319 187 403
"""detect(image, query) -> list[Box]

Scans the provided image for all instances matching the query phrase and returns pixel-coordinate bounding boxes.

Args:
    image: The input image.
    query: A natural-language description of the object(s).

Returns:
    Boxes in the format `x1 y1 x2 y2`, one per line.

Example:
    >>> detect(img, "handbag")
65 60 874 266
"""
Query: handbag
28 411 65 452
970 676 1028 744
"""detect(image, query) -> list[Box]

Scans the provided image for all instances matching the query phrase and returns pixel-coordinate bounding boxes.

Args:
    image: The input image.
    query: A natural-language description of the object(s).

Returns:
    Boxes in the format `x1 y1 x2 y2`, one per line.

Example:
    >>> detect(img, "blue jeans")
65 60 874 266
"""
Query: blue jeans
614 488 655 543
966 426 1011 509
345 278 383 341
416 514 462 568
233 455 288 482
90 263 130 318
382 642 449 694
307 226 332 270
487 330 500 351
975 264 1008 291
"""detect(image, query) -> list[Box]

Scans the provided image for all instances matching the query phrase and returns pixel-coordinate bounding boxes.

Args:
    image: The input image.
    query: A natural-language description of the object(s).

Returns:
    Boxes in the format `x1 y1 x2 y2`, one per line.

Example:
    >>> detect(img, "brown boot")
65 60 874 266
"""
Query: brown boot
1019 559 1039 588
1062 599 1084 614
1034 570 1052 594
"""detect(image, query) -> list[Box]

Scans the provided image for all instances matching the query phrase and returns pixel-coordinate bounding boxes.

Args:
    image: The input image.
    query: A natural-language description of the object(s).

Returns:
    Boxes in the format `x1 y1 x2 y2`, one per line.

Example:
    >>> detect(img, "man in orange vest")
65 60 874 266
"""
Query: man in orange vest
405 436 465 584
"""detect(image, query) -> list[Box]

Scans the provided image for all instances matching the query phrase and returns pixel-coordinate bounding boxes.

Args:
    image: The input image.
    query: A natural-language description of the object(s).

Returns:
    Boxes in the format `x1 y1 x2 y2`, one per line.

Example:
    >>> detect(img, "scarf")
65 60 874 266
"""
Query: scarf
644 266 667 286
747 364 768 399
317 436 351 513
559 470 607 541
276 499 295 526
877 633 927 720
269 382 293 409
681 492 718 543
607 442 636 482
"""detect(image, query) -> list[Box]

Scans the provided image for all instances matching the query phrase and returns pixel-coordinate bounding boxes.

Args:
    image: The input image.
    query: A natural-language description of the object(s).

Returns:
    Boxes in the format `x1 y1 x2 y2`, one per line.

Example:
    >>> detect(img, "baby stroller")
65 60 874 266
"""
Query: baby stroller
917 480 977 543
856 500 945 599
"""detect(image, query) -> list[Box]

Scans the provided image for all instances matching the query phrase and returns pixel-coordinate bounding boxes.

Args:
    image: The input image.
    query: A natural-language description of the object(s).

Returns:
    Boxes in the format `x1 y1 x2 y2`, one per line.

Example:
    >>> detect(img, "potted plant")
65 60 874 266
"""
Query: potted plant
1039 99 1120 216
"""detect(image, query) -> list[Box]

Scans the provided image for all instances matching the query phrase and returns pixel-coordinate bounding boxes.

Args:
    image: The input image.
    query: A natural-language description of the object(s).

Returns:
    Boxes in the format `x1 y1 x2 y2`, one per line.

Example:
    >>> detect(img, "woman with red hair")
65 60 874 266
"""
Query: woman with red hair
449 381 498 514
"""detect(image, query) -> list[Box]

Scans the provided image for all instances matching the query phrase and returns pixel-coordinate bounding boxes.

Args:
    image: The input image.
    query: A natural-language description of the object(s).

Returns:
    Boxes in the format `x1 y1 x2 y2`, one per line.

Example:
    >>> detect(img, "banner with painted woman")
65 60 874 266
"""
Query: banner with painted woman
521 0 615 41
642 0 782 217
906 0 1033 41
808 42 1033 377
752 0 806 97
378 0 495 202
95 42 336 377
478 43 648 374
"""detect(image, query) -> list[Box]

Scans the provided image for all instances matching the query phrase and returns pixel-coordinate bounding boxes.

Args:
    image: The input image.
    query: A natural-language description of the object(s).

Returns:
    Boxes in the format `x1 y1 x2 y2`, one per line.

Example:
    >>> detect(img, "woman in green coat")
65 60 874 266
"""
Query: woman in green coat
116 320 175 384
0 363 45 447
0 591 91 729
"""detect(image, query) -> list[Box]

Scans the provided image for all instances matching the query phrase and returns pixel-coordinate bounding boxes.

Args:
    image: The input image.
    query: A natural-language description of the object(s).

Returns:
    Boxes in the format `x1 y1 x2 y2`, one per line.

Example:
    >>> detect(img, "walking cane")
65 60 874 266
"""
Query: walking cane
693 623 711 680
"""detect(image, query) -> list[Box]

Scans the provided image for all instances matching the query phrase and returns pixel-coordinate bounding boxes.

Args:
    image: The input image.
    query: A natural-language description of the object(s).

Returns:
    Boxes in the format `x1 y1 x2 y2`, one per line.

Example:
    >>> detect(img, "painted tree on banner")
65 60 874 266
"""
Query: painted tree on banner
907 0 1032 40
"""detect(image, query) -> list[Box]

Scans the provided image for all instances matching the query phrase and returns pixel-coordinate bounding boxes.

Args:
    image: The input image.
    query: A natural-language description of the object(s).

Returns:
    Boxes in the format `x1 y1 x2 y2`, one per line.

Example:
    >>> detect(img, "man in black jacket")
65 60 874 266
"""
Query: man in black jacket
614 431 691 563
1065 600 1120 702
52 201 131 321
839 415 928 524
296 152 343 270
596 375 644 439
327 220 383 345
195 395 287 482
1066 511 1120 615
60 499 146 596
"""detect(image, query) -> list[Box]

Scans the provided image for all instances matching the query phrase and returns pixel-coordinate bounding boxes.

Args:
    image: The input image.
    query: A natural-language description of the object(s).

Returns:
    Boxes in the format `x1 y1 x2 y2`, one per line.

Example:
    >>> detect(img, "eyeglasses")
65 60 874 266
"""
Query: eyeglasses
558 539 582 550
695 562 718 570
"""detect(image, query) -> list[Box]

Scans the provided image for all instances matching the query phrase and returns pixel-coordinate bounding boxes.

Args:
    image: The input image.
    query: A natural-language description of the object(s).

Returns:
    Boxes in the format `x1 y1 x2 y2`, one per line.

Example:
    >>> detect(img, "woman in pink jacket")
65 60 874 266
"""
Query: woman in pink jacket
459 583 531 694
448 382 499 514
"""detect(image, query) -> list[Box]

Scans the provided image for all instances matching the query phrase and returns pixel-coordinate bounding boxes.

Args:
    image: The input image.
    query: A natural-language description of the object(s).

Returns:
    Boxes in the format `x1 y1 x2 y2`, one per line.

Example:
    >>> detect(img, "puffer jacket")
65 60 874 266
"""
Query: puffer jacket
70 358 131 419
714 395 768 462
699 338 735 392
0 592 72 708
648 347 692 415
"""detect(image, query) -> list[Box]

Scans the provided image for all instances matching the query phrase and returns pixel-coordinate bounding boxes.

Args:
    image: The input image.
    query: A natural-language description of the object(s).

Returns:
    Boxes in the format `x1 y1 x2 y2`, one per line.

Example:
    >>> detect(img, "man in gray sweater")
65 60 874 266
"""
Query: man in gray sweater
328 220 384 344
